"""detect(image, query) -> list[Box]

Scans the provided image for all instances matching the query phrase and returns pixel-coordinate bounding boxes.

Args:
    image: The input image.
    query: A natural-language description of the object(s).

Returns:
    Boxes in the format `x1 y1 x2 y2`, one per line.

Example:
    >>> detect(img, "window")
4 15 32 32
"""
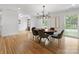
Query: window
65 15 78 29
65 15 78 37
42 19 48 28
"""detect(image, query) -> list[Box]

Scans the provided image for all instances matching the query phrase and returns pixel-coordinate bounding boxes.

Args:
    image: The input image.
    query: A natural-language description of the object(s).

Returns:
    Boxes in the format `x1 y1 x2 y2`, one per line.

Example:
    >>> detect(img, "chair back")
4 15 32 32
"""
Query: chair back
31 27 38 36
32 27 36 30
38 30 46 38
58 30 64 39
50 27 55 30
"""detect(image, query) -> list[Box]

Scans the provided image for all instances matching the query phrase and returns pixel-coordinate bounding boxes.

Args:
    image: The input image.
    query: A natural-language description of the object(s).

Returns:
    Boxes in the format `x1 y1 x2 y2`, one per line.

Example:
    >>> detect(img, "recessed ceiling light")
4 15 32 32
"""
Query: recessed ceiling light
72 4 76 7
18 8 21 10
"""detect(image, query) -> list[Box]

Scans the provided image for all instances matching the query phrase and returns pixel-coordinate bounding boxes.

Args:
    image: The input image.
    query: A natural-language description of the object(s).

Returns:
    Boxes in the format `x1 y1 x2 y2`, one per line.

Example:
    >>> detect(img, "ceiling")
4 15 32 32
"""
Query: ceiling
0 4 79 16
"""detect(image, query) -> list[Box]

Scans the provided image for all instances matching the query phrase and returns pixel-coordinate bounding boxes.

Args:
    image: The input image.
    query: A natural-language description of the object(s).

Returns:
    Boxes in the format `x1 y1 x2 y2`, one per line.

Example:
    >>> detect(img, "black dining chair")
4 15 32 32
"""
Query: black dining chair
50 27 55 30
38 30 50 43
31 27 39 40
51 29 64 47
51 30 64 39
32 27 36 30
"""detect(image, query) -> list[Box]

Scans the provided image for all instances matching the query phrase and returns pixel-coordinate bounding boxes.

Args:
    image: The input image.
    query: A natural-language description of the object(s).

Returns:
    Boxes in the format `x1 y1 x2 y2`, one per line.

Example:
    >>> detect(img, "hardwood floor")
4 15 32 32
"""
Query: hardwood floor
0 31 79 54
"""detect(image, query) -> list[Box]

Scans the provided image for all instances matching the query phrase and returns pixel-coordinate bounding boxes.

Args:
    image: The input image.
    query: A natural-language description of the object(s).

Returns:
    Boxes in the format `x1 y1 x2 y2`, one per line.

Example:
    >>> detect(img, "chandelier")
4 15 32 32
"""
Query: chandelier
36 5 51 19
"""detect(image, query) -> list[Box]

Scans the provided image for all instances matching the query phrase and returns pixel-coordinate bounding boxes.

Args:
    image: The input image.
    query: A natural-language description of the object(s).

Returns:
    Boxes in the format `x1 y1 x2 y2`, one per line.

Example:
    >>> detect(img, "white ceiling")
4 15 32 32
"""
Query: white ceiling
0 4 79 16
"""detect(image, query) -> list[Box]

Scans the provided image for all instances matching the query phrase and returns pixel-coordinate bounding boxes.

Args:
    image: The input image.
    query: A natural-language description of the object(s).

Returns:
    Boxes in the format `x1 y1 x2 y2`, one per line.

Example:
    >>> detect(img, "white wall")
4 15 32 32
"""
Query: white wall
30 17 39 28
0 12 2 35
50 16 56 28
1 9 18 36
18 16 27 31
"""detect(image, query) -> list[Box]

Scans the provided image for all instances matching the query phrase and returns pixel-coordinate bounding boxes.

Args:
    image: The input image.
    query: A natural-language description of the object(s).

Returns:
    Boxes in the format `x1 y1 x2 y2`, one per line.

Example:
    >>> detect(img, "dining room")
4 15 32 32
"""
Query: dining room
0 4 79 54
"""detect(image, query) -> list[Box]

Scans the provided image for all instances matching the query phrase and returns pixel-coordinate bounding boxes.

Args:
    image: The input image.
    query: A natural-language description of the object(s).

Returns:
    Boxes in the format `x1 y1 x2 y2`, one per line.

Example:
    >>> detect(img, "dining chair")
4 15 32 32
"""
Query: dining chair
31 27 39 40
51 29 64 47
50 27 55 30
32 27 36 30
51 30 64 39
38 30 50 43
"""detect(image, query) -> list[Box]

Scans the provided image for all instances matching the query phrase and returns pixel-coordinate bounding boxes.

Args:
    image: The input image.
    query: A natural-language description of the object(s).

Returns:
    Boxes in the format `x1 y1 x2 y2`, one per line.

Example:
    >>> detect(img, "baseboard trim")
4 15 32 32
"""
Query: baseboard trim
1 32 19 37
64 35 79 39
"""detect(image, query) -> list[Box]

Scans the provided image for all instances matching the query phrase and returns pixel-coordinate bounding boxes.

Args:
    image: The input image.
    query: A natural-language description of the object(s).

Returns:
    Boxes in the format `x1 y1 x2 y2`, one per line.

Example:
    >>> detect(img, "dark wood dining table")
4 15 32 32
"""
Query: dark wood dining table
44 30 56 35
34 28 56 35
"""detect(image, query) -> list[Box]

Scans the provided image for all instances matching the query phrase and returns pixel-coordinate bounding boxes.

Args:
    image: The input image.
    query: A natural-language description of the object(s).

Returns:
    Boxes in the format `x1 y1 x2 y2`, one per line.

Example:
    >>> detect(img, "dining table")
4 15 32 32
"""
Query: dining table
44 29 56 35
34 28 57 35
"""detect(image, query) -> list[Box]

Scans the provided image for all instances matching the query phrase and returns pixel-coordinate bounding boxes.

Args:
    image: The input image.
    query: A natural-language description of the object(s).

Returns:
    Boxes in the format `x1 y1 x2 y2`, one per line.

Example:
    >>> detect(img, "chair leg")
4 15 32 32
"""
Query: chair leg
33 36 34 40
37 36 39 39
47 38 49 41
58 39 61 48
33 36 36 40
39 37 41 43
